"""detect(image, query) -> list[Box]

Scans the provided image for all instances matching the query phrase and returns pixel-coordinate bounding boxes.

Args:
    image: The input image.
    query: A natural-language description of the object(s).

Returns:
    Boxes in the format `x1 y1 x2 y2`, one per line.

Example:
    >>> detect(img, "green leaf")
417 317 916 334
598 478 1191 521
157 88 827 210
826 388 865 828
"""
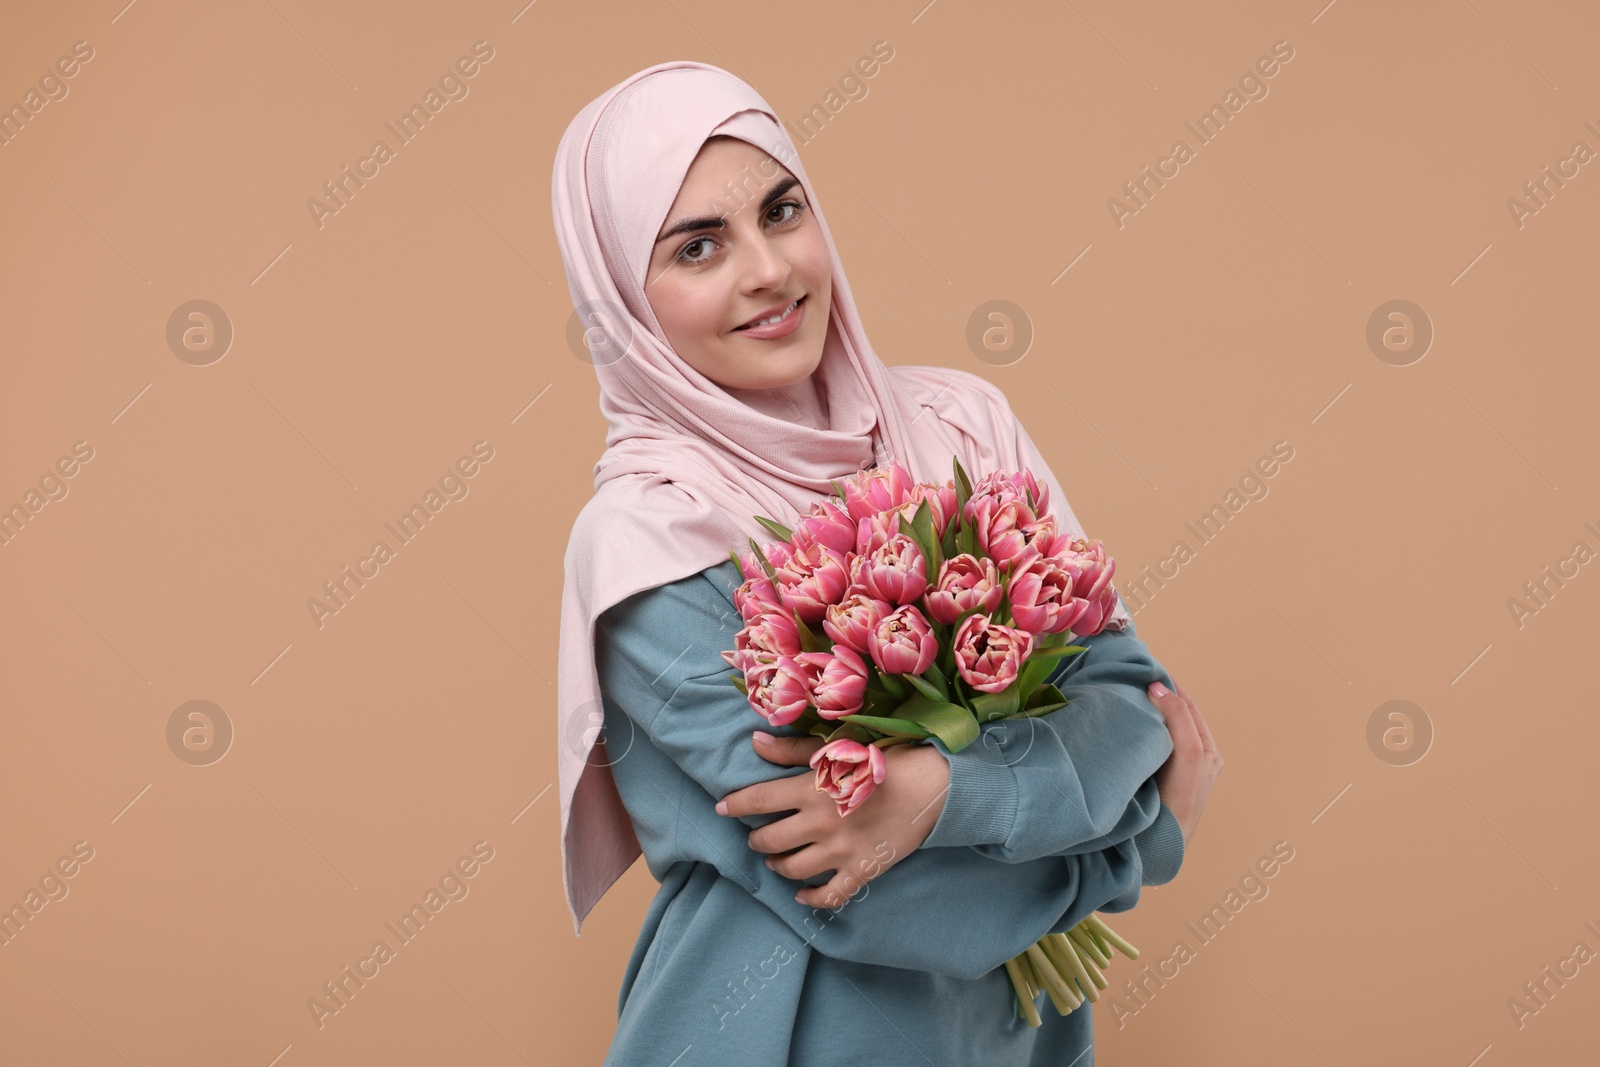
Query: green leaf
1026 644 1087 665
860 687 899 717
1016 682 1071 717
901 671 945 704
952 455 974 503
1016 655 1055 703
825 721 873 744
915 499 942 582
1016 643 1087 701
1024 682 1067 711
947 458 971 562
793 612 827 653
754 515 795 544
891 691 980 752
727 672 748 696
878 671 908 700
921 660 952 702
957 522 978 558
837 714 931 739
949 675 974 712
831 478 850 505
729 549 745 575
896 500 939 586
970 684 1020 723
747 538 777 581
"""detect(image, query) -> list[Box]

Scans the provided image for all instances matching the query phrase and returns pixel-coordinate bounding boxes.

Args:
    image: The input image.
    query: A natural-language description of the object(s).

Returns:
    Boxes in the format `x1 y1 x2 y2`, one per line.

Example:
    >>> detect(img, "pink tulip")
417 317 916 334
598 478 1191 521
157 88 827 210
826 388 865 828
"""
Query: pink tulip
794 499 859 556
868 603 938 676
738 540 794 584
772 541 853 623
797 645 869 719
1057 537 1120 637
902 479 959 538
854 483 958 558
853 510 901 558
849 533 929 606
719 611 802 674
924 554 1004 625
963 492 1040 568
972 468 1050 520
744 654 825 727
1007 553 1093 635
736 551 765 583
841 461 917 523
821 591 895 656
733 574 784 621
809 738 887 816
1009 514 1067 566
951 613 1035 694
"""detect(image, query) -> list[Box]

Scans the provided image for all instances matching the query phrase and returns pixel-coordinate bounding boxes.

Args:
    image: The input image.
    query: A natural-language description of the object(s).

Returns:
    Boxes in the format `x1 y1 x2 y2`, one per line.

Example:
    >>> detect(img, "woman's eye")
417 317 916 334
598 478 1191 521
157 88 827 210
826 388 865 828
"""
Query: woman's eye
674 201 803 265
677 236 718 264
767 200 804 225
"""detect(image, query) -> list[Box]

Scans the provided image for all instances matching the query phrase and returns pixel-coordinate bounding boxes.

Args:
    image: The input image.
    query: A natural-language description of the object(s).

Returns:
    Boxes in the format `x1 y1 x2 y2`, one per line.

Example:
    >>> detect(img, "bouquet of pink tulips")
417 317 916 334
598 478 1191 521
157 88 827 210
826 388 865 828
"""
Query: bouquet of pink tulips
720 456 1143 1025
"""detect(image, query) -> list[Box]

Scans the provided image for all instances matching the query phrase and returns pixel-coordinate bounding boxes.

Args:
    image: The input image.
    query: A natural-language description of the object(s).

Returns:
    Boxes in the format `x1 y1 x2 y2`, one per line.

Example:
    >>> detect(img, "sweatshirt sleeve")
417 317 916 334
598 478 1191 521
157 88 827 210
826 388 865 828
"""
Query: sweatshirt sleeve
594 564 1167 982
920 621 1186 884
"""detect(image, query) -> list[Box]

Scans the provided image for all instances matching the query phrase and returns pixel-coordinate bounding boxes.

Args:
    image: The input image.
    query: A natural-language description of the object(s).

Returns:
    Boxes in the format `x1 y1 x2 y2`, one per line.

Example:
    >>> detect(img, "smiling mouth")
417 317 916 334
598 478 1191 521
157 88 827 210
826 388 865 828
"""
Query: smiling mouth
735 296 805 331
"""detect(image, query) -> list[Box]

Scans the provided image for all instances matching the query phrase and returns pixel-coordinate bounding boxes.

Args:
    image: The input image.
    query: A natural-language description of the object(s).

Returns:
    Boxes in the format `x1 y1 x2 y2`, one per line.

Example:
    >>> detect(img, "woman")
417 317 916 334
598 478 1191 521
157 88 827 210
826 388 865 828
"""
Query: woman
552 61 1222 1065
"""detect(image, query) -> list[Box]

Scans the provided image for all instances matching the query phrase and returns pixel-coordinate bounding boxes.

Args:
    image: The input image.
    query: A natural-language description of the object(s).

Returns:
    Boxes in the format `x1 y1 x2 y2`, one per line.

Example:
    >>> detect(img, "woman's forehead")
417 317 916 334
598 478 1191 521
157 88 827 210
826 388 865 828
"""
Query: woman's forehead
661 138 796 228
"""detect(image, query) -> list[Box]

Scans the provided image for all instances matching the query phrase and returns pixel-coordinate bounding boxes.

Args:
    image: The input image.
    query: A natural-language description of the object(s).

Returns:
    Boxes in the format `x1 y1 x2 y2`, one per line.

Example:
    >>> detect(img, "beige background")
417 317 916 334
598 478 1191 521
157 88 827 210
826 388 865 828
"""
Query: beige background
3 0 1597 1063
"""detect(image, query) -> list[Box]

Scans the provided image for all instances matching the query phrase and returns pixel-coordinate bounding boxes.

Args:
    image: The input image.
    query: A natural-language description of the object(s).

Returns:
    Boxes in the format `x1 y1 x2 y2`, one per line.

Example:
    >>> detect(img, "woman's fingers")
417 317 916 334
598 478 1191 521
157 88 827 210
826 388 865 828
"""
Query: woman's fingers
767 844 836 884
716 734 828 817
747 806 831 856
752 731 826 766
792 856 878 909
1172 679 1220 758
800 879 858 910
716 769 814 817
1149 681 1198 752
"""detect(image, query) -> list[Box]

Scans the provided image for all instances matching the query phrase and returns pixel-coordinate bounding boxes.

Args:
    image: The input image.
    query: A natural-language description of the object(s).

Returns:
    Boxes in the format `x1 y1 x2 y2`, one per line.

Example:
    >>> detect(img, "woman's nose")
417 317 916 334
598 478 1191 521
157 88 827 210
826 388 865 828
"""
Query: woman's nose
738 232 791 291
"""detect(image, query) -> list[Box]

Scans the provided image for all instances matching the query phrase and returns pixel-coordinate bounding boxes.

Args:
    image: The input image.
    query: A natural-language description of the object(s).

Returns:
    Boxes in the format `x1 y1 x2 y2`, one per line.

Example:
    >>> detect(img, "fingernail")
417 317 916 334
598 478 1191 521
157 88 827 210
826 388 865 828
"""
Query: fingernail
715 799 728 815
1148 681 1170 698
764 857 774 869
753 730 774 745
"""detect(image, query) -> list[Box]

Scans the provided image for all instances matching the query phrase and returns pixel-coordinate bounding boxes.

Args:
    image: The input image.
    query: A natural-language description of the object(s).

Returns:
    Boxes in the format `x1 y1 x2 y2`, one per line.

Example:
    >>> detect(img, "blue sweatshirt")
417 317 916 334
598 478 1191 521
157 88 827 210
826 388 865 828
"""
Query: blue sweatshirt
593 558 1185 1066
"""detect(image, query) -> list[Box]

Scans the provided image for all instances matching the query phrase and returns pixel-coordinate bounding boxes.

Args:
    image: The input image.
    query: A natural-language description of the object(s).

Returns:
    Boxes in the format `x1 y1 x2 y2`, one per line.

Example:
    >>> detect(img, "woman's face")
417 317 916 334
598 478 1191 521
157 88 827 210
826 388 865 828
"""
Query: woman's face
644 136 832 390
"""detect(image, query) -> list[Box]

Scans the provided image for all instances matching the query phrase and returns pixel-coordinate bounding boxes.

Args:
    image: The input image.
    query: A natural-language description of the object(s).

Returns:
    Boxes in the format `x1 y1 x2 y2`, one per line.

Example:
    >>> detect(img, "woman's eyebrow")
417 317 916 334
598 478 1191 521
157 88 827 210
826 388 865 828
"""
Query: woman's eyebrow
654 176 801 244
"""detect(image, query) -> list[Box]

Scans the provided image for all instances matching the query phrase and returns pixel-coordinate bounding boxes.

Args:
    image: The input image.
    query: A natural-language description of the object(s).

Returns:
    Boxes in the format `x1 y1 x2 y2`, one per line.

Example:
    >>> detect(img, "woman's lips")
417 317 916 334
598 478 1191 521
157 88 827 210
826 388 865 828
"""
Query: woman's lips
734 295 806 339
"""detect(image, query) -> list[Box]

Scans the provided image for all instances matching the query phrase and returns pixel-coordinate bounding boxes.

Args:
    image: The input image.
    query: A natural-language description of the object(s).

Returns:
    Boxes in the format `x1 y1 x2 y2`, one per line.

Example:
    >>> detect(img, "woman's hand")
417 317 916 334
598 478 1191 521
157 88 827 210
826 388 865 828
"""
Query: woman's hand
1146 679 1222 847
716 732 950 909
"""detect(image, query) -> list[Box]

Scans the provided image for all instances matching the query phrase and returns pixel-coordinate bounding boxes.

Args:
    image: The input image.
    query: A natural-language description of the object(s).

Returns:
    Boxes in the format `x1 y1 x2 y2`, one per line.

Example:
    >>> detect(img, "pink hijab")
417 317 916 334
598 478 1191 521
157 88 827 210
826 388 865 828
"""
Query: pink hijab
552 61 1131 936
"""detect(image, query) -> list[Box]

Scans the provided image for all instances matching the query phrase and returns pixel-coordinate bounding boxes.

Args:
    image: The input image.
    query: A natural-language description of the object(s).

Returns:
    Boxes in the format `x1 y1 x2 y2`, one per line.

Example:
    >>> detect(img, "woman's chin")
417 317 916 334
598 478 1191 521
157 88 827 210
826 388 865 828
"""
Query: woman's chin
717 345 824 390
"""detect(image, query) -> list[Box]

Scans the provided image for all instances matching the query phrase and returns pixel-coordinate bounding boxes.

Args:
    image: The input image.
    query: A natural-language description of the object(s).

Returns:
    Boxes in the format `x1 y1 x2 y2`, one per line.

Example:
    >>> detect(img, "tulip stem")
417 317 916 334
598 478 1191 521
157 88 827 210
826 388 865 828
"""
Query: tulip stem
1016 949 1039 1000
1044 933 1096 1004
1003 957 1042 1027
1025 943 1080 1012
1084 913 1139 960
1067 925 1109 969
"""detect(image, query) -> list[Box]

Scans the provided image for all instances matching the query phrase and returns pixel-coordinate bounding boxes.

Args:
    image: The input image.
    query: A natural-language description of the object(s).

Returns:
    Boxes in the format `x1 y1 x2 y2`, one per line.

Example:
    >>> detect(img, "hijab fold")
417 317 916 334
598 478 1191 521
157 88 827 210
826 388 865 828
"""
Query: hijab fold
552 61 1129 936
